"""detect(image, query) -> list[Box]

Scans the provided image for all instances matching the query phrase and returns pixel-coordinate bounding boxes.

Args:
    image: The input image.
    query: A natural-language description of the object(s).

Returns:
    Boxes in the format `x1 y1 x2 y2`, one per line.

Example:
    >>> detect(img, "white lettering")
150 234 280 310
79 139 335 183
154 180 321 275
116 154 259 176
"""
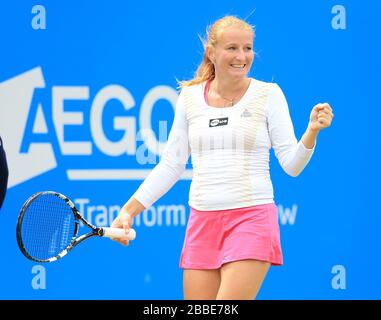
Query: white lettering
94 205 108 226
87 205 96 225
32 103 48 133
278 204 298 225
109 205 121 223
142 207 156 227
139 86 177 156
75 198 90 214
73 198 186 228
143 304 177 317
91 85 136 156
52 86 92 155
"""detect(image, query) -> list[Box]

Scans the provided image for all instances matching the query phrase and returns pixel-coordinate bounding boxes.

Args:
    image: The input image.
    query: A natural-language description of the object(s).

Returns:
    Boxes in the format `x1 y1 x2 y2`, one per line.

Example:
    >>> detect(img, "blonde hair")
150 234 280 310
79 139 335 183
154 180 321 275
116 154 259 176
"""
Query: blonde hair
179 15 255 88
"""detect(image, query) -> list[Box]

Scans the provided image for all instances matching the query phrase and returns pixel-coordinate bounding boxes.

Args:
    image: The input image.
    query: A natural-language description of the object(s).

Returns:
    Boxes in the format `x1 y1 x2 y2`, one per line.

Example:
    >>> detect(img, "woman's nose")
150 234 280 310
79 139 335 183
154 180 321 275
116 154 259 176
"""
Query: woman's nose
235 48 245 60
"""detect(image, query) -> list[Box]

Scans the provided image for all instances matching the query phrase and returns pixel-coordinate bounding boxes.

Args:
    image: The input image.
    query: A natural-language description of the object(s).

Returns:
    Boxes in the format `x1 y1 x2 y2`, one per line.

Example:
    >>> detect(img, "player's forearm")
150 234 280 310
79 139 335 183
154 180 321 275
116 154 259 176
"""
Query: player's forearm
301 127 319 149
121 197 145 219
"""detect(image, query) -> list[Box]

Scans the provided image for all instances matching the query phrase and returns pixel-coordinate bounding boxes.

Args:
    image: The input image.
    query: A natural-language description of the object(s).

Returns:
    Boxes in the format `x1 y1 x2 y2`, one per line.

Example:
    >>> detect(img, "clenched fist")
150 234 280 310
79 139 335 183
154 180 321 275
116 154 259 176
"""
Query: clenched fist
308 103 334 132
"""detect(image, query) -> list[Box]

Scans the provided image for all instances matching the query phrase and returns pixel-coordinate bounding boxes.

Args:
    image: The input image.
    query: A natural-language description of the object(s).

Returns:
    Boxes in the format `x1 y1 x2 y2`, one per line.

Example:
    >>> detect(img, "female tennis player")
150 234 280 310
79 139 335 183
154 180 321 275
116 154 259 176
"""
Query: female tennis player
110 15 334 300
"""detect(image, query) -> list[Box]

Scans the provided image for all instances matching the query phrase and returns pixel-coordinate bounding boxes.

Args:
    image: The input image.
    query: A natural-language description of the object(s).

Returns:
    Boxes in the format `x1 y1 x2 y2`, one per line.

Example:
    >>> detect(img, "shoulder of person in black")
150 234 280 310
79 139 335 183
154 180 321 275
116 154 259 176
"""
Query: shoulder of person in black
0 136 9 210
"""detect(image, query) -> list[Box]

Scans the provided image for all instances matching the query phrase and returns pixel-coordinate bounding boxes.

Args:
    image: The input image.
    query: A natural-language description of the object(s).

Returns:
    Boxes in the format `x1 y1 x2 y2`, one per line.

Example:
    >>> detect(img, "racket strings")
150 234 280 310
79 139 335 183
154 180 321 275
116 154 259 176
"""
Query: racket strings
20 194 76 261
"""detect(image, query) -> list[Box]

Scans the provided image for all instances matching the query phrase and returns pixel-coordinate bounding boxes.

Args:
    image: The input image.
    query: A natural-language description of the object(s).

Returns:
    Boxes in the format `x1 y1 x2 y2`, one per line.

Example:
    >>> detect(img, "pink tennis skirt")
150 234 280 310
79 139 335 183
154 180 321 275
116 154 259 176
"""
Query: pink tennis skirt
179 203 283 269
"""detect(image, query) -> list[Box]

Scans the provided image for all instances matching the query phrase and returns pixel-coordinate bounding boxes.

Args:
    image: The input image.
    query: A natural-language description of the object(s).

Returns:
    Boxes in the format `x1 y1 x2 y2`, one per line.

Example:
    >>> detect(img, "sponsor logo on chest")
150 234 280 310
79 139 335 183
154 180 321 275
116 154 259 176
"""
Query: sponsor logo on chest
209 117 229 127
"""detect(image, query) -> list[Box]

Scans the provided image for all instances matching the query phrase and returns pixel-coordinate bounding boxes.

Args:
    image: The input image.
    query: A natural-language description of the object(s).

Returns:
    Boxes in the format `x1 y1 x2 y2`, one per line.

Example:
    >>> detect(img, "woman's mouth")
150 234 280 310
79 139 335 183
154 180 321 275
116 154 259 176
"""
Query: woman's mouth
230 64 246 69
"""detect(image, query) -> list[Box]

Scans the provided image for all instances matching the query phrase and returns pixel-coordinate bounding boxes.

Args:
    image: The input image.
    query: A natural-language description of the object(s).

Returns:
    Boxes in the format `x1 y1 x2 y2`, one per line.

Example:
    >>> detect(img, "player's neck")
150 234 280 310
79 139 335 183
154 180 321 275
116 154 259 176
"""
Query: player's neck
211 77 250 98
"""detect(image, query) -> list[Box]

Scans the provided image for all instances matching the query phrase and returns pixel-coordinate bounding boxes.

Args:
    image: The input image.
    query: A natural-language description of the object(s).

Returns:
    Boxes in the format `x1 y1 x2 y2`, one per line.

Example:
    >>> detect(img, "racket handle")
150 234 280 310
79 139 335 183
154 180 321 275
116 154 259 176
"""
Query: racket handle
102 227 136 240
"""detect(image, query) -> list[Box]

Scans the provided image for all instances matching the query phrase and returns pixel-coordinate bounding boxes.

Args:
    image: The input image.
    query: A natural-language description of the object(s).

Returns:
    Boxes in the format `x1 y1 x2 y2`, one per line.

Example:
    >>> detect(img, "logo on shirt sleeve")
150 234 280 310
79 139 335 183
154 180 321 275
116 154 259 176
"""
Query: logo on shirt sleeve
209 117 229 127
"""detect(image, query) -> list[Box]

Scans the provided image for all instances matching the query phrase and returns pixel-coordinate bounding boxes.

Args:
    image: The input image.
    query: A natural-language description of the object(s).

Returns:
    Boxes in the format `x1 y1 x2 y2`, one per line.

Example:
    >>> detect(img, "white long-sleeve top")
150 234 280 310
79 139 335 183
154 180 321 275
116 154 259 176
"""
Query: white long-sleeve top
133 78 315 211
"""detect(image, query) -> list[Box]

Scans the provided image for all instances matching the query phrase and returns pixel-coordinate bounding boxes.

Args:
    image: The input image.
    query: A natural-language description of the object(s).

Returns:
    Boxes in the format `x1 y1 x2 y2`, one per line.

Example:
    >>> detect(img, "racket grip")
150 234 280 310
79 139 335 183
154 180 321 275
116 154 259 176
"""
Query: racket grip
102 227 136 240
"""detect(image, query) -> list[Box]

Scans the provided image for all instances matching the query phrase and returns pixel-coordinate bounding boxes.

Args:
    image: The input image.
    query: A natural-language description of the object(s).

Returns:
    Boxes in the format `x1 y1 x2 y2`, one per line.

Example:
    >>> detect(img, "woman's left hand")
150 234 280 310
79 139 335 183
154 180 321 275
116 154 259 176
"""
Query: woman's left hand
308 103 334 132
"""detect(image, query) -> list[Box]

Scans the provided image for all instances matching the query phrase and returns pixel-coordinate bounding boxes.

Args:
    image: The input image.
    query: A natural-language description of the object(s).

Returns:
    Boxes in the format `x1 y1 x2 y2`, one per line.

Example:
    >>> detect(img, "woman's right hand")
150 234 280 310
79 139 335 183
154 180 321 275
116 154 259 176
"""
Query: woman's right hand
110 209 134 246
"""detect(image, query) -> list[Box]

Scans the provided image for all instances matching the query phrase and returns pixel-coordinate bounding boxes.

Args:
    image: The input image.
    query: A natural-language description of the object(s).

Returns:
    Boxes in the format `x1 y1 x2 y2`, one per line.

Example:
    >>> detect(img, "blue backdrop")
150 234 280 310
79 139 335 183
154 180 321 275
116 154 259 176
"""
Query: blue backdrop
0 0 380 299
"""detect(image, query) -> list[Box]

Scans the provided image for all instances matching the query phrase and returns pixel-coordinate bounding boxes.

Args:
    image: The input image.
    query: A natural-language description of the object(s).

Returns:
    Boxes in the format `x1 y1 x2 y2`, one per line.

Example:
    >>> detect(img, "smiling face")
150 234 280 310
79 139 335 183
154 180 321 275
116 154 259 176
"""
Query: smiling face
207 27 254 81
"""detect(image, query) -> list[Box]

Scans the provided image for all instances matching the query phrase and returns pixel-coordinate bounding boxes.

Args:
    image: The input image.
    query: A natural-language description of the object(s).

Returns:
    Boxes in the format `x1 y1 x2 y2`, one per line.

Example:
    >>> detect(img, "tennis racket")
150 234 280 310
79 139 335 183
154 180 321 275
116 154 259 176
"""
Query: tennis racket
16 191 136 263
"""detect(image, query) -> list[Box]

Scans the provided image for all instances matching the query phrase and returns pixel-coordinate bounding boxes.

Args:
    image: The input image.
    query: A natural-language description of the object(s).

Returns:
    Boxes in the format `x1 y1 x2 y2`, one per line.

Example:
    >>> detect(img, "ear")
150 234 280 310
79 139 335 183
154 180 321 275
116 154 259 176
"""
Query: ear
206 46 215 64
